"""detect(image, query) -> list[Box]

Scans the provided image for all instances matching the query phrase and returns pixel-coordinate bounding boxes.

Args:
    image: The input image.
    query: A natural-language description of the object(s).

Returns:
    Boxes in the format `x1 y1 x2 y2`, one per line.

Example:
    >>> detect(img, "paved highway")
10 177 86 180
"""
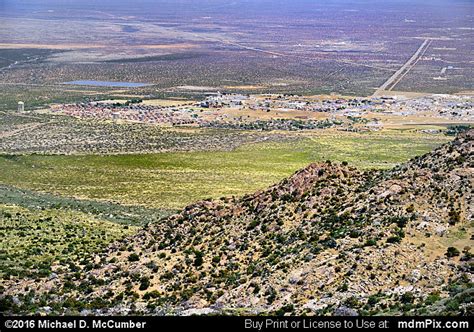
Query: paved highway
373 38 432 96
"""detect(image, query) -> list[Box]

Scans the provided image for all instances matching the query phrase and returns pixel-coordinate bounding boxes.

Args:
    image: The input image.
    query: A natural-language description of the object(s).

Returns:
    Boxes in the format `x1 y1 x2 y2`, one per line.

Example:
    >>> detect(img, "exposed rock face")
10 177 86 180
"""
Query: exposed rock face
334 306 359 316
2 130 473 316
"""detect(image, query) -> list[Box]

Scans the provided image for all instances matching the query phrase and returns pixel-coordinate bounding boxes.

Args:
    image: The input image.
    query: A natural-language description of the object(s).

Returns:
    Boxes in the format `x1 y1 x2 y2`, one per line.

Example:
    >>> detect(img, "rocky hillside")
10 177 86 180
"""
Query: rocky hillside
2 130 473 316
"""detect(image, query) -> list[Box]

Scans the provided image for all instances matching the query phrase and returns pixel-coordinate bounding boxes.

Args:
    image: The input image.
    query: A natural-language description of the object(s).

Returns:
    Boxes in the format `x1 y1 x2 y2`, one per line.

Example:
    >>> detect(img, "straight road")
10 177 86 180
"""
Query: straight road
373 38 432 96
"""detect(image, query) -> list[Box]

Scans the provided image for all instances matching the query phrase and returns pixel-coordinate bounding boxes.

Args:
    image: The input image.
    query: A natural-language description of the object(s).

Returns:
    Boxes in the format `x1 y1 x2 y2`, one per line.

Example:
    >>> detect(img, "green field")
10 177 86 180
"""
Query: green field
0 130 450 209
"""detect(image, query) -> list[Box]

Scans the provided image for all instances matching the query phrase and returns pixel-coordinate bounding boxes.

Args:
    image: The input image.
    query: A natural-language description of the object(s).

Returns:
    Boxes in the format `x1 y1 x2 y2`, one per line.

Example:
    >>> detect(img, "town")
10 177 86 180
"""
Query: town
48 93 473 132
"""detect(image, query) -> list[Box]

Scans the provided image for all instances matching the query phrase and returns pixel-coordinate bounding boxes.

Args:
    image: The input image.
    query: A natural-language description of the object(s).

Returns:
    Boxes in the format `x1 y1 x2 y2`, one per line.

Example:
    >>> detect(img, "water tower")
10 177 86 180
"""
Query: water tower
18 101 24 112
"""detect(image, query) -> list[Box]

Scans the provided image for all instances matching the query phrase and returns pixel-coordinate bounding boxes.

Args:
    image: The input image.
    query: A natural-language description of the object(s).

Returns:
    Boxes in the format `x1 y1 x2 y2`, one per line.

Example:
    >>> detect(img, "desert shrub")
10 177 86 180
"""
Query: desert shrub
139 277 151 291
367 294 381 306
212 255 221 264
247 219 260 230
400 292 415 304
406 204 415 213
364 239 377 247
349 230 361 238
338 282 349 292
448 209 461 225
128 253 140 262
445 247 460 258
444 299 460 312
275 304 295 316
194 251 204 267
388 216 409 228
265 287 277 304
0 296 14 312
425 291 441 305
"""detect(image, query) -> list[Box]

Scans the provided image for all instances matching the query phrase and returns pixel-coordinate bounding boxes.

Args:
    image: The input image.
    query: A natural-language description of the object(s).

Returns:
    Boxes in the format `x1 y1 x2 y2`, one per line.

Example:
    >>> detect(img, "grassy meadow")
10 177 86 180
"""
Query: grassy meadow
0 130 450 210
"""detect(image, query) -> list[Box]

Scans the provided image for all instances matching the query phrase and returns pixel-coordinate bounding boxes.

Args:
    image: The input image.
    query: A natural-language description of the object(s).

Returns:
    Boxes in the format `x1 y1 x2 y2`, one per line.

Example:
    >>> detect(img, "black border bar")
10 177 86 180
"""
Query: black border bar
0 316 473 331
